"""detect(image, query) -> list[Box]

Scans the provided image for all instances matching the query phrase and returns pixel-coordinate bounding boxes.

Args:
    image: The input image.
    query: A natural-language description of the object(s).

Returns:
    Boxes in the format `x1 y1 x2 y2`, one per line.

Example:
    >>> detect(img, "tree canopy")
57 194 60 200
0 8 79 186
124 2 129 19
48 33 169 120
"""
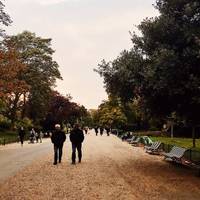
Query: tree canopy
96 0 200 140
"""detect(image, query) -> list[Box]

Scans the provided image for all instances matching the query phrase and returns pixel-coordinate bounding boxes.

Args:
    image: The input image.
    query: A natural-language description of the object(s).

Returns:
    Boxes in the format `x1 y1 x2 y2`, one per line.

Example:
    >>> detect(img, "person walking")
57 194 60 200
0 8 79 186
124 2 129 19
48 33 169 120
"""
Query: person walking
84 126 88 134
70 123 84 164
100 127 104 136
94 127 98 136
18 127 25 146
51 124 66 165
29 128 35 143
105 126 111 136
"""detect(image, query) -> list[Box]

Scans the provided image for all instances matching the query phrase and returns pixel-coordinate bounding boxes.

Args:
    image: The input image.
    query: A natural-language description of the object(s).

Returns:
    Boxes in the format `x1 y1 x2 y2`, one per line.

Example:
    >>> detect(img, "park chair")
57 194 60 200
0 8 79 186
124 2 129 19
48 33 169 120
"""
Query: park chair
162 146 188 163
126 135 137 143
143 136 153 146
145 141 163 154
130 137 140 145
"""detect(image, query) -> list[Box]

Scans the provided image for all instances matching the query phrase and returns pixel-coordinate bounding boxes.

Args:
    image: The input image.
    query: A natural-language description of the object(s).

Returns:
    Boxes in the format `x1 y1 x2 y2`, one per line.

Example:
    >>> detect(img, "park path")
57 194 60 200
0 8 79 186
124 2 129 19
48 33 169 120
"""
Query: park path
0 138 52 182
1 131 200 200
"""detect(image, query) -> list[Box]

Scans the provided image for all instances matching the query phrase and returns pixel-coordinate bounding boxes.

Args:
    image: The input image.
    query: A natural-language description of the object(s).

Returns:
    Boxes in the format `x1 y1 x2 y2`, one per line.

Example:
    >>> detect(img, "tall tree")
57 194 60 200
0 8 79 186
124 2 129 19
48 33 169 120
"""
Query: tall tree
3 31 62 124
132 0 200 145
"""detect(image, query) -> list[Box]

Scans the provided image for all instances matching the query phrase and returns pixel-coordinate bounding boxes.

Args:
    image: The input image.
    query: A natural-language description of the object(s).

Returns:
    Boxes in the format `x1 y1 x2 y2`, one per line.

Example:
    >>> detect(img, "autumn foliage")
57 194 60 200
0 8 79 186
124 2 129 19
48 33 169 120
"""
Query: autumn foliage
0 48 29 98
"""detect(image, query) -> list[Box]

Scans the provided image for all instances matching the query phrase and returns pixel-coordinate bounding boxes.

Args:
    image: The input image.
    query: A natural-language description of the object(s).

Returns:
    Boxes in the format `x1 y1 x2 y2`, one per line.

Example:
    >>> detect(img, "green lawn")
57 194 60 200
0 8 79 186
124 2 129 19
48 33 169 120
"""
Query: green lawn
150 136 200 151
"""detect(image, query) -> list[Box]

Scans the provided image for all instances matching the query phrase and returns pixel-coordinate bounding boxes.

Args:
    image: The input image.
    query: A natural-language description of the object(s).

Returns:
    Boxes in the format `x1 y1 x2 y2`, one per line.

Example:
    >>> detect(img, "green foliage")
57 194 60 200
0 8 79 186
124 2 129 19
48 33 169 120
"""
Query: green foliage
133 0 200 122
96 49 144 103
95 97 127 129
0 115 12 130
3 31 62 123
15 117 33 130
96 0 200 131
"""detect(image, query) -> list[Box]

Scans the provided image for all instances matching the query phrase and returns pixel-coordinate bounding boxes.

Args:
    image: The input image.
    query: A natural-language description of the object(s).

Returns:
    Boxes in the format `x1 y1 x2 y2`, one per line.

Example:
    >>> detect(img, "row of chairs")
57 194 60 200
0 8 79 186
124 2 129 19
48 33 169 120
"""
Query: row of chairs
119 133 200 176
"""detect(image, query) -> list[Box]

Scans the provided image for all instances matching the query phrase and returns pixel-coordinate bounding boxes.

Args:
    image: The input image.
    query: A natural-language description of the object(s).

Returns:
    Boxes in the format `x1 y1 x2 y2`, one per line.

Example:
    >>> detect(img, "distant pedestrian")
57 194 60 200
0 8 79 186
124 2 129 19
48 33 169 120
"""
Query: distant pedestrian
39 131 43 143
94 127 98 136
84 126 88 134
51 124 66 165
35 131 39 143
100 127 104 136
29 128 35 143
70 123 84 164
18 127 25 146
105 127 111 136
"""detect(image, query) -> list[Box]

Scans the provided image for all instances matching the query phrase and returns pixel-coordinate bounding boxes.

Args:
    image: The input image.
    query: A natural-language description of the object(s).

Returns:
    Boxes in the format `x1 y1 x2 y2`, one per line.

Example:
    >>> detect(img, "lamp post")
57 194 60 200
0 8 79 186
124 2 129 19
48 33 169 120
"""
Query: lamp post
167 116 175 138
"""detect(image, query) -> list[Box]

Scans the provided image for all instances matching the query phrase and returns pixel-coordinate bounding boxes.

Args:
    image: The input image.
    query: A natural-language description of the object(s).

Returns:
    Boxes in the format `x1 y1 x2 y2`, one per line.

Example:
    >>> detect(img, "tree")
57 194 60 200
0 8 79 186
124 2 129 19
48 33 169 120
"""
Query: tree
96 49 144 103
0 1 12 37
96 0 200 145
3 31 62 124
43 91 90 130
0 47 29 123
132 0 200 145
96 97 127 129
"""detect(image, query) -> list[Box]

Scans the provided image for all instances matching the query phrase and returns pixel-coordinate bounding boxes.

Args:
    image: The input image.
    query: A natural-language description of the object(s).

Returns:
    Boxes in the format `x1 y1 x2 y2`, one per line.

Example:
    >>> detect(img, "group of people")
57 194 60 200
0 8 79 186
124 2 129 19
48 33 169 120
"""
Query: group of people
29 128 43 144
51 123 84 165
94 126 111 136
18 127 43 146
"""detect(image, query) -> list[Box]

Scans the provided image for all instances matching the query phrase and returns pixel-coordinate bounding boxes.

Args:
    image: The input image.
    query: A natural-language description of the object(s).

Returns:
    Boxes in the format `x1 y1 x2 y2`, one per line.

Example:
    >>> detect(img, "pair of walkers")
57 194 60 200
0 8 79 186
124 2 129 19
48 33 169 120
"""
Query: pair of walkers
51 123 84 165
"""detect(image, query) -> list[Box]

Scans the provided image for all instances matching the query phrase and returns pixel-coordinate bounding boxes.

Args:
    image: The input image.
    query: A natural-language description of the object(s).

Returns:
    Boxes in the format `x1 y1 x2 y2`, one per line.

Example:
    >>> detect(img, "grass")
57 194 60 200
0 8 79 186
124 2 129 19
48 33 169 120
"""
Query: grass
0 130 19 145
150 136 200 151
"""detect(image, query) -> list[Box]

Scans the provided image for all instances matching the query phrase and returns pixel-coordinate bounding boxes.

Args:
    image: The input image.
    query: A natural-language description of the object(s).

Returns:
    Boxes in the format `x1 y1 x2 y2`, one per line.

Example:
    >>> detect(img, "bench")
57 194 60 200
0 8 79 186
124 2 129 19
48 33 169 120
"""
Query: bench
162 146 188 163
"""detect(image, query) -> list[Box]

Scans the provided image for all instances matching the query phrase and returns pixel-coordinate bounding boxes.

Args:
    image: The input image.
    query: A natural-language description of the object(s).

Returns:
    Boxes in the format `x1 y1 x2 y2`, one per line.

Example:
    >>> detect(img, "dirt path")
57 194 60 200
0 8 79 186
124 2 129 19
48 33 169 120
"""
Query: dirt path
0 132 200 200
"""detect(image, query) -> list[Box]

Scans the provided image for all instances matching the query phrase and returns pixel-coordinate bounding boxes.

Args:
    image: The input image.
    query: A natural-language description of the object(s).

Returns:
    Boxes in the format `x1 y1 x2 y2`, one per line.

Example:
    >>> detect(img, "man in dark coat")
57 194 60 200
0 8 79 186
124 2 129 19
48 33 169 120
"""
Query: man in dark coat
70 123 84 164
51 124 66 165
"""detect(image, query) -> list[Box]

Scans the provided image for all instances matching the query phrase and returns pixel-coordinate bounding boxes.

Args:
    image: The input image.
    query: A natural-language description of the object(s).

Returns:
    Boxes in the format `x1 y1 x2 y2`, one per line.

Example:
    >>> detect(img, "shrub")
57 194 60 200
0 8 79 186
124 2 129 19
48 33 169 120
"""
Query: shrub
0 115 12 130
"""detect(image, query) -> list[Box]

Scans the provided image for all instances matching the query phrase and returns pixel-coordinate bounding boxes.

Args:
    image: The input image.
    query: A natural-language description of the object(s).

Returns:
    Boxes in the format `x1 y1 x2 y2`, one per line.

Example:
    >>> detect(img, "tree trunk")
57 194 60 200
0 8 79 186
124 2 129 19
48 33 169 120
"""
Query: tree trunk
192 126 196 148
21 92 27 119
171 123 174 138
10 93 21 125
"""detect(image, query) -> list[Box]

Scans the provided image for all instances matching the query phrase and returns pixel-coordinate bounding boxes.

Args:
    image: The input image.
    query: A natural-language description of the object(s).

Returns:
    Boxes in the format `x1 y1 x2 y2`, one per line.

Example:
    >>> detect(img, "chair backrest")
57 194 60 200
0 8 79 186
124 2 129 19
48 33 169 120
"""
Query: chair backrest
153 141 162 149
150 141 159 149
134 137 141 143
170 146 187 158
144 136 153 145
131 135 136 141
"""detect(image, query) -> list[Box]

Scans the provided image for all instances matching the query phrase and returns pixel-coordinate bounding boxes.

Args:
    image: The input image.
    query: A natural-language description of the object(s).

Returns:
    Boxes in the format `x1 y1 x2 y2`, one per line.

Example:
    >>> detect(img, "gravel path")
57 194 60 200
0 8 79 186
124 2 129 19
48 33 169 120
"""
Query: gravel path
0 138 52 182
0 132 200 200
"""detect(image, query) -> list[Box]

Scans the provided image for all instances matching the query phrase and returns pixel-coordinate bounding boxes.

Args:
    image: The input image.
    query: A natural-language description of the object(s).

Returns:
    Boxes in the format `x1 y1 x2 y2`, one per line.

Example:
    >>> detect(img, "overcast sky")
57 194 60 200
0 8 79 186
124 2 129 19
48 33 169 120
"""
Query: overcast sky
5 0 158 109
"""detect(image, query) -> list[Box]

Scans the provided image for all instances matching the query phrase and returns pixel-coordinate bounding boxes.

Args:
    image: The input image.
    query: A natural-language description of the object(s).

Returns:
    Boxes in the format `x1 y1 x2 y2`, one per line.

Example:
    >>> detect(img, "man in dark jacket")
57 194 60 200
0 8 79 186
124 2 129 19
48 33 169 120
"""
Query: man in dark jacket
70 123 84 164
51 124 66 165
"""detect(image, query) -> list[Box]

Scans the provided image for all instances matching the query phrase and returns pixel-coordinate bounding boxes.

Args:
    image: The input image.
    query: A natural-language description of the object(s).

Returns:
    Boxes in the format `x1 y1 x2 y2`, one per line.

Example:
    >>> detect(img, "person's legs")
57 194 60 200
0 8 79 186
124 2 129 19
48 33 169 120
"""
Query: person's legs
54 145 58 165
58 144 63 163
71 143 76 164
20 137 23 146
77 143 82 163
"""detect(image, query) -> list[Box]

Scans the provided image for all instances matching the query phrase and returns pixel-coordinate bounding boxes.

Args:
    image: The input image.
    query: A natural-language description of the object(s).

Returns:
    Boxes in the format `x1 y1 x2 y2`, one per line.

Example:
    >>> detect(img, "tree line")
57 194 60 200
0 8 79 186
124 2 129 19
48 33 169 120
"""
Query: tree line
0 1 91 132
95 0 200 145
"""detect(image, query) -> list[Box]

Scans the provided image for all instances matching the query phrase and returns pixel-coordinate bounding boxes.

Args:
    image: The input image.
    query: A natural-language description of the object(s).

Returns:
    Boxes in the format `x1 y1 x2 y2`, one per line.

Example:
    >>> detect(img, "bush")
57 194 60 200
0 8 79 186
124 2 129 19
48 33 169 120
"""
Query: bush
0 115 12 130
15 117 33 130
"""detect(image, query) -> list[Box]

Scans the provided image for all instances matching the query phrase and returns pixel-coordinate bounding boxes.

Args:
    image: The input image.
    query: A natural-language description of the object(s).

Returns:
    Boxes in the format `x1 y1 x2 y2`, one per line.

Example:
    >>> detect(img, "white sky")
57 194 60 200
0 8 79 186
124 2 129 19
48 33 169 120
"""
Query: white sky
4 0 158 109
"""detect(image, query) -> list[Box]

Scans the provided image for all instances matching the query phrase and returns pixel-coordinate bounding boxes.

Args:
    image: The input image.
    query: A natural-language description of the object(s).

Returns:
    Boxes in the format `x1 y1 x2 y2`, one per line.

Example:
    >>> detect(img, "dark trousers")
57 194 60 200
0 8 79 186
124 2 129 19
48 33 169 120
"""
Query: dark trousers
19 136 24 145
72 143 82 163
54 144 63 163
